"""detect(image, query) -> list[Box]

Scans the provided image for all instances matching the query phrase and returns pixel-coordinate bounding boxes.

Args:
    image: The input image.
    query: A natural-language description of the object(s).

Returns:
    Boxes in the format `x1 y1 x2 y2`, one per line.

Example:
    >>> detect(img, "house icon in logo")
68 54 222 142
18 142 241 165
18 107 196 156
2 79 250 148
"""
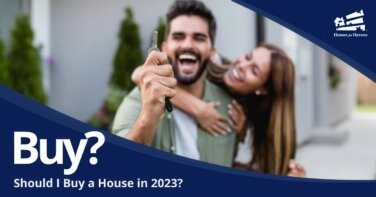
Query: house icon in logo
334 17 345 27
334 10 366 31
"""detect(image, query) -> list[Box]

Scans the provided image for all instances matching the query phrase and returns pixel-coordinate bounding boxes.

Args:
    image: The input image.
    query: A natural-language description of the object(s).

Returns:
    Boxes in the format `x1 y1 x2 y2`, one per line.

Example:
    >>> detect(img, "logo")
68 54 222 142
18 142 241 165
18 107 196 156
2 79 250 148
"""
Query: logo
333 10 368 38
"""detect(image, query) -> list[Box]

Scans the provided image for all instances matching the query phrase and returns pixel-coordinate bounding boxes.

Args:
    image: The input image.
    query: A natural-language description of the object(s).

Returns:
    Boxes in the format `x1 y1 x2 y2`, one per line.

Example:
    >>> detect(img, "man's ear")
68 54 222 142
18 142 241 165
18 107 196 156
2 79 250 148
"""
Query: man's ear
161 41 167 52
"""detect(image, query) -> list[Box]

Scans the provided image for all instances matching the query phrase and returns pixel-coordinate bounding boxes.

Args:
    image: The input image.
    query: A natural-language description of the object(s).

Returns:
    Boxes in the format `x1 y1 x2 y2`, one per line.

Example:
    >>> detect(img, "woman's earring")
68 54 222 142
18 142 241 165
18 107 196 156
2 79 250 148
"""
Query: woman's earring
255 90 261 95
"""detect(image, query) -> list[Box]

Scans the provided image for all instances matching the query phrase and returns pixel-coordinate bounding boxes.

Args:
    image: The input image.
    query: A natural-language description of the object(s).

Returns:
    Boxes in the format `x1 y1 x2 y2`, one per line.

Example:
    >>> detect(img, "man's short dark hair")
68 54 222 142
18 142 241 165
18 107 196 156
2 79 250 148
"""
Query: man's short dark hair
166 0 217 45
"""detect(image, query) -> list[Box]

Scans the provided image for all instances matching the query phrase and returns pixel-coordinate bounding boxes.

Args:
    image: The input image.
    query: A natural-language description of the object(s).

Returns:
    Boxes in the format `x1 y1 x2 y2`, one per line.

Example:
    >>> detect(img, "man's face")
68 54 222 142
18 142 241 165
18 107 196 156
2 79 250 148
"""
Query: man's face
162 15 213 85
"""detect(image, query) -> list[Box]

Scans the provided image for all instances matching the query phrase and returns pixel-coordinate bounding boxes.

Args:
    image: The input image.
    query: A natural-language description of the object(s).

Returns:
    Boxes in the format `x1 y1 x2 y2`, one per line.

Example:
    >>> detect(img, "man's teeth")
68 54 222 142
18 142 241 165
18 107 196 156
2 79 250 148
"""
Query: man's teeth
179 54 197 61
233 68 240 80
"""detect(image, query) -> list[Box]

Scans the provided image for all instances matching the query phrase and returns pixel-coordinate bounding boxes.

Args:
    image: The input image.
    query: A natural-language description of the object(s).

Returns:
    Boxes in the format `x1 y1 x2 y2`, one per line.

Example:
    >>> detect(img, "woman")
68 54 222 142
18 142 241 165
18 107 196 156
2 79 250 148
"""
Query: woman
132 43 305 176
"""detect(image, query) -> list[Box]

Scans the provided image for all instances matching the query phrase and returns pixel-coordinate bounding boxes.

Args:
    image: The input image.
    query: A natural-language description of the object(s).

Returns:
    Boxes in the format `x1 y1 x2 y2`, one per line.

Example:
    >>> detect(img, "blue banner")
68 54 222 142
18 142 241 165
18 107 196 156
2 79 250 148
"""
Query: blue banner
0 83 375 196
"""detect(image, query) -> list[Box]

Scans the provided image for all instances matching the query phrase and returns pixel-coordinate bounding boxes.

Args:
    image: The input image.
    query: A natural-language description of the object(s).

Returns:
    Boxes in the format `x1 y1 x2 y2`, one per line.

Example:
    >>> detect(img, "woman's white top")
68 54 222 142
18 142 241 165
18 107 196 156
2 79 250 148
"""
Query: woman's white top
234 128 253 164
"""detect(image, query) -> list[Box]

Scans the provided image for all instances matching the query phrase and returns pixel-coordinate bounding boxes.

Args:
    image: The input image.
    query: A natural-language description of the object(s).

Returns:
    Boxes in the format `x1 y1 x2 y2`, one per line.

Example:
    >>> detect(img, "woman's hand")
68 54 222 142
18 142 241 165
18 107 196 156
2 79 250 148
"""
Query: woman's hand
228 100 247 135
196 101 231 136
287 159 306 177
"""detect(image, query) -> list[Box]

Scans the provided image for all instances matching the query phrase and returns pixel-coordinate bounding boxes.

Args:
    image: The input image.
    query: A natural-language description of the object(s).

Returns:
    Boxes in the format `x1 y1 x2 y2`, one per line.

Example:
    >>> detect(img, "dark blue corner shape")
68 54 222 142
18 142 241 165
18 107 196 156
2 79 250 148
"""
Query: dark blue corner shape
233 0 376 82
1 82 376 197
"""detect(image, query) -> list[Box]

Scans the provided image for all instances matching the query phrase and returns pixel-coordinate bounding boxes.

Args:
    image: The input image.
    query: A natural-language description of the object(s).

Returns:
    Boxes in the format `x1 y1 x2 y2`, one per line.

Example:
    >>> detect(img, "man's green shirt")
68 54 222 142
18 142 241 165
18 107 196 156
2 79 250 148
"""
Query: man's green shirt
113 80 236 167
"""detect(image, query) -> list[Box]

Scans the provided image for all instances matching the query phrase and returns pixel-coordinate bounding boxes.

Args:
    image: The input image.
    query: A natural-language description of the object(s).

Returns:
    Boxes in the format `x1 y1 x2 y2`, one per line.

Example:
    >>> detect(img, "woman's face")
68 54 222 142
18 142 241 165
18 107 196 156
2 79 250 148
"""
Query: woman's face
224 47 272 95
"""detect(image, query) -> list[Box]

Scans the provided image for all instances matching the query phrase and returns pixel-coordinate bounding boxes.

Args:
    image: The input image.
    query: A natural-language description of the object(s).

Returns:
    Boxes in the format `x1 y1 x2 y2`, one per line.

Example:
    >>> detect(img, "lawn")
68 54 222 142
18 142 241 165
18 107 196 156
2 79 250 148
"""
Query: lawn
357 104 376 113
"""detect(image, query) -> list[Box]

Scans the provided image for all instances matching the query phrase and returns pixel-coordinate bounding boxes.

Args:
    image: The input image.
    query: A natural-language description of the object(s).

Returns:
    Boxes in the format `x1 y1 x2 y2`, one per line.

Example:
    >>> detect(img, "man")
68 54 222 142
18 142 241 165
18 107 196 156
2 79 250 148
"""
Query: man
112 0 236 167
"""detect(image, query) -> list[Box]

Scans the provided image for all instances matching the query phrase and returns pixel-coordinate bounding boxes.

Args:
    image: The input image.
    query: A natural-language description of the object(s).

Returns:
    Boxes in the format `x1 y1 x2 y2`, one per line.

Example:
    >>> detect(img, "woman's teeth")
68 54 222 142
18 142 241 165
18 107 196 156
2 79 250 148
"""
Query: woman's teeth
232 68 240 80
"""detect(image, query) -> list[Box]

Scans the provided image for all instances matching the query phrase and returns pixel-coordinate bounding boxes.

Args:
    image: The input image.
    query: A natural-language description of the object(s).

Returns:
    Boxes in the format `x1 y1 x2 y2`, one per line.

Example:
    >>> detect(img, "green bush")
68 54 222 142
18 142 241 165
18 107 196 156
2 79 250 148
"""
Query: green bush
87 85 127 131
329 64 341 90
88 7 144 132
0 34 7 85
7 15 46 104
110 7 143 92
88 11 166 132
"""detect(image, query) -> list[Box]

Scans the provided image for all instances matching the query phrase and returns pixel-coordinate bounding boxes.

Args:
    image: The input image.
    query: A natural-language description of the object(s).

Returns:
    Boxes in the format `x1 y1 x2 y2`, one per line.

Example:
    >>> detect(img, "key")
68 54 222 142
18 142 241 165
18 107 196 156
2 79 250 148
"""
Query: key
148 31 173 112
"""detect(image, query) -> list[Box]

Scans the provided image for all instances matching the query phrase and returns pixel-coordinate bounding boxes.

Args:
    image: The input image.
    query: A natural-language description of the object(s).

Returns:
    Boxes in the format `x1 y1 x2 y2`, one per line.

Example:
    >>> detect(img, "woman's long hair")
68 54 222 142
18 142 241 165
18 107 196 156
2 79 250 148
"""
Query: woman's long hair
207 43 296 175
244 43 296 175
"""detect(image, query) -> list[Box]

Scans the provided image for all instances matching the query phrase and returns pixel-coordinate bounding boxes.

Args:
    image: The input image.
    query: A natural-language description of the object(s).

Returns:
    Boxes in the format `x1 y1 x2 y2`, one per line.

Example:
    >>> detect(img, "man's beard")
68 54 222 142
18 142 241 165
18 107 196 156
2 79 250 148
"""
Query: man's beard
168 49 209 85
170 58 209 85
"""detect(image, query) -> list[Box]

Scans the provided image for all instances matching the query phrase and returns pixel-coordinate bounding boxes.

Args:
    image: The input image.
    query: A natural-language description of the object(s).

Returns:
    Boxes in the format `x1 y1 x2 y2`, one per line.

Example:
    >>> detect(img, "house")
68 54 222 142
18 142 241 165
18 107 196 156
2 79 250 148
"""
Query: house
334 17 345 27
